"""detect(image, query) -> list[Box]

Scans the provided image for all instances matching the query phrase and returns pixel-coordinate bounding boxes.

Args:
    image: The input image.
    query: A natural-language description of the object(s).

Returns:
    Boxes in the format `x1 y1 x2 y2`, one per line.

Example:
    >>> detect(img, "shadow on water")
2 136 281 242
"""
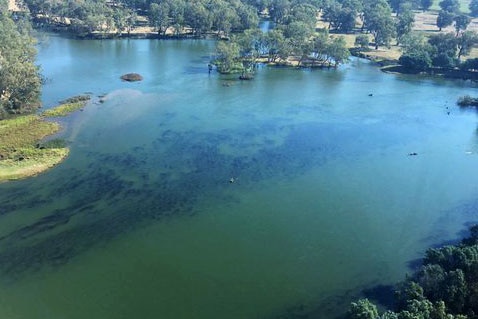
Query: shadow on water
0 120 413 282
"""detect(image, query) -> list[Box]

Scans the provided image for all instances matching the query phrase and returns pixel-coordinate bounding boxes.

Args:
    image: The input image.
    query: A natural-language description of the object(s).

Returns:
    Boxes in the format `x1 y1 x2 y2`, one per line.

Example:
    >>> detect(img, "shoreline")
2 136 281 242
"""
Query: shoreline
0 97 90 183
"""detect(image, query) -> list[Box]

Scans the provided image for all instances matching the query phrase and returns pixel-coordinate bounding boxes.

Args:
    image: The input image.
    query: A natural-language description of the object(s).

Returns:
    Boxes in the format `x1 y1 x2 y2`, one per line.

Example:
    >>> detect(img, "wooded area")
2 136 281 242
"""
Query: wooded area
4 0 478 114
348 225 478 319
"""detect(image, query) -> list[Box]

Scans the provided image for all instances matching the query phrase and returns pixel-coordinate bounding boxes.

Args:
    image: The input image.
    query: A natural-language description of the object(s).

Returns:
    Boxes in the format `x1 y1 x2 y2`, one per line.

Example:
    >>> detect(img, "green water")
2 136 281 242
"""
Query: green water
1 34 478 319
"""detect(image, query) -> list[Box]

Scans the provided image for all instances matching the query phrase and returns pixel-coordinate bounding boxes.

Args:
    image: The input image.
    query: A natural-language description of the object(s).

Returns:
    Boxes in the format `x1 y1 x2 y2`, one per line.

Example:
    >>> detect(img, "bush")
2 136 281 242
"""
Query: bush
399 52 432 71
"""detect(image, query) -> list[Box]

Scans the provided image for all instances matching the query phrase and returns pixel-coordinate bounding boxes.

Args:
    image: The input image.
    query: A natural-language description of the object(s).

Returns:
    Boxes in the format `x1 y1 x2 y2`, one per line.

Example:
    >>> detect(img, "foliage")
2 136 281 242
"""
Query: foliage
436 10 455 31
454 14 471 36
346 225 478 319
399 51 432 71
214 40 242 73
322 0 359 32
439 0 460 12
421 0 434 11
355 34 370 49
363 0 396 49
456 31 478 59
0 11 41 118
348 299 378 319
396 5 415 45
471 0 478 17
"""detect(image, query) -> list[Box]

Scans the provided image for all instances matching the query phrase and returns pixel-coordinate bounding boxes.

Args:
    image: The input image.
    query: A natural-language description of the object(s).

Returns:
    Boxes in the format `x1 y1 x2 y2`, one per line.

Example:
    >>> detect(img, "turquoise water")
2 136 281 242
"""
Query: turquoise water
1 35 478 319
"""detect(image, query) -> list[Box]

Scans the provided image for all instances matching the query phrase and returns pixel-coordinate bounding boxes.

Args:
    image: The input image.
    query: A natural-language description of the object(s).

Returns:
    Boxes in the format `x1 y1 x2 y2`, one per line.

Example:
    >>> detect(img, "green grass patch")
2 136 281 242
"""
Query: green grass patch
0 114 68 182
42 95 90 117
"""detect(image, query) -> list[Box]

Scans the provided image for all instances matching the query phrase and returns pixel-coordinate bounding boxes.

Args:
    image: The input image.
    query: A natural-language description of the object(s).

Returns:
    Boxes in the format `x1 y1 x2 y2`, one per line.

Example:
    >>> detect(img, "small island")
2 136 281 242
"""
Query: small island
0 96 90 182
120 73 143 82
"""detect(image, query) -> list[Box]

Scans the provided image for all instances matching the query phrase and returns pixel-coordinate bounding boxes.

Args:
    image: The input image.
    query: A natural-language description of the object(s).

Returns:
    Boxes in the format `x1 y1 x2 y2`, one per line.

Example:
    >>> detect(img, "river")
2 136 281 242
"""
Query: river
1 34 478 319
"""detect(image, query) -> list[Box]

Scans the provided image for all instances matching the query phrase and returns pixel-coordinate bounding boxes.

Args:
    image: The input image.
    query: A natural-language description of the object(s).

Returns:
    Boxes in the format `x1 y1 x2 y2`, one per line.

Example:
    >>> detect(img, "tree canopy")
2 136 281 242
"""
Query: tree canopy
0 10 41 119
347 225 478 319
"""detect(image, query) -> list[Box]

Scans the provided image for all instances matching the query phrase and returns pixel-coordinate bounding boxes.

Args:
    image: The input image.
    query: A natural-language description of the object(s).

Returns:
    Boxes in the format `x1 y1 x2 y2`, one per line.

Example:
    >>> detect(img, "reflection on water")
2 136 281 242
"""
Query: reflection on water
1 35 478 319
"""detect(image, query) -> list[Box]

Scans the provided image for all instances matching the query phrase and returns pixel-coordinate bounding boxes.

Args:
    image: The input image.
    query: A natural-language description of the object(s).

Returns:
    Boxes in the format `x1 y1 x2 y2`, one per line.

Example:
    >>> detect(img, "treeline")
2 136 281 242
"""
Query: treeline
23 0 259 36
347 225 478 319
397 0 478 72
0 0 41 119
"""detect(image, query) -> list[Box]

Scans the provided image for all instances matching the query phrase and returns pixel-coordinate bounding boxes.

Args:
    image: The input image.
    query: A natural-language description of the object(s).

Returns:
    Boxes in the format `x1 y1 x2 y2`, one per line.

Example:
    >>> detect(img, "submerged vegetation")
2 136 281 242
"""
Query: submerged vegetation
348 225 478 319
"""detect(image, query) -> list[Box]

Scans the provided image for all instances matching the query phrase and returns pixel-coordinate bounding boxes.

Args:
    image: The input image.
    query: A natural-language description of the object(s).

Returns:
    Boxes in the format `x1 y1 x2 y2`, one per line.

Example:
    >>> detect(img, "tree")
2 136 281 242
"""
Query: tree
264 29 287 62
355 34 370 49
347 299 379 319
364 0 396 49
214 40 241 73
184 1 212 36
439 0 459 12
471 0 478 17
269 0 291 23
396 5 415 45
149 2 170 35
322 1 357 32
456 31 478 59
421 0 434 11
0 11 41 118
454 14 471 36
436 10 454 31
327 36 350 66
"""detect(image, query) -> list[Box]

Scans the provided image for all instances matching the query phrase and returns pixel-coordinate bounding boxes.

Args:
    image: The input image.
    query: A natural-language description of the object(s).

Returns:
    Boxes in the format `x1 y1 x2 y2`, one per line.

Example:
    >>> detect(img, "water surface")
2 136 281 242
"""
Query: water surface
1 35 478 319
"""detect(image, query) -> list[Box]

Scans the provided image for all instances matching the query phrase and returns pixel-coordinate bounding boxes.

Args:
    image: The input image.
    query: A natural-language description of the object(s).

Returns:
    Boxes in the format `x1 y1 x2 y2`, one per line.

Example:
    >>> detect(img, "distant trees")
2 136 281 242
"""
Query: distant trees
421 0 434 11
0 11 41 118
396 4 415 45
439 0 460 13
471 0 478 17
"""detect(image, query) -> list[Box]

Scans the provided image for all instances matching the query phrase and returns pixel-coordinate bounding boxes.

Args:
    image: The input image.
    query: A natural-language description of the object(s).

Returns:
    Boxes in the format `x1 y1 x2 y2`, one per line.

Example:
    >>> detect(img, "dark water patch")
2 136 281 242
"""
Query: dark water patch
362 284 396 310
0 121 407 280
184 66 211 75
407 258 423 271
267 289 359 319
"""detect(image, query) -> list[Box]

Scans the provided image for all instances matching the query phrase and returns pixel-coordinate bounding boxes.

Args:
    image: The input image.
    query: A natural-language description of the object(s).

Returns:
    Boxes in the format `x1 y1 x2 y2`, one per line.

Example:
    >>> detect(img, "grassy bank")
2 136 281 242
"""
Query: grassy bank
41 95 90 117
0 96 89 182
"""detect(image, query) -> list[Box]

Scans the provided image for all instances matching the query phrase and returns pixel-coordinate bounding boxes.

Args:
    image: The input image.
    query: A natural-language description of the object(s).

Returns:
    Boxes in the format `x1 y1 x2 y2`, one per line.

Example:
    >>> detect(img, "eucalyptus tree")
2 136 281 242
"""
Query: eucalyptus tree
420 0 433 11
363 0 396 49
457 31 478 59
269 0 291 24
264 29 288 62
436 9 454 31
396 3 415 44
322 0 358 32
471 0 478 17
0 11 41 118
215 40 241 73
439 0 459 12
454 14 471 36
184 1 212 37
149 2 170 35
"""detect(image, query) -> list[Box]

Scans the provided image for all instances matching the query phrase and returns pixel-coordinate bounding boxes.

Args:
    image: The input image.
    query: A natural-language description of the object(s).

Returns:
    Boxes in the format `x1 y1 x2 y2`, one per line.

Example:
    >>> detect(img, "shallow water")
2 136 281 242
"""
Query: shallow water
1 35 478 319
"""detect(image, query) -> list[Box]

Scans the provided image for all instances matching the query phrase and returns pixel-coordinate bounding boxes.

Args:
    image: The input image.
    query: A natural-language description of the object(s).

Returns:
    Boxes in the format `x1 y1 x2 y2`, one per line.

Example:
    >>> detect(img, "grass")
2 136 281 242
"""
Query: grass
41 95 90 117
0 115 69 182
0 95 90 182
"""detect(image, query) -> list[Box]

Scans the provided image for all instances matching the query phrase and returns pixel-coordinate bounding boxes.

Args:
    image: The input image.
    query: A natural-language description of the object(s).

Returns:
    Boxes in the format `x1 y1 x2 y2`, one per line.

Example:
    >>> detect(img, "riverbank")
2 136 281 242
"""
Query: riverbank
0 96 89 182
